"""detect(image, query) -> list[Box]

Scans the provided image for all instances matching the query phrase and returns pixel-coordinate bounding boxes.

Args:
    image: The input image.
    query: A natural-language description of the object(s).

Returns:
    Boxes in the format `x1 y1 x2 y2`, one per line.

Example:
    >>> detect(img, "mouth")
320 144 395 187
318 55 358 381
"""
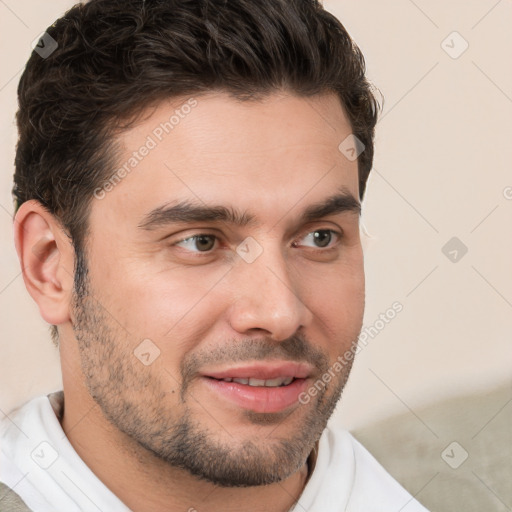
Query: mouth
200 362 312 414
213 376 295 387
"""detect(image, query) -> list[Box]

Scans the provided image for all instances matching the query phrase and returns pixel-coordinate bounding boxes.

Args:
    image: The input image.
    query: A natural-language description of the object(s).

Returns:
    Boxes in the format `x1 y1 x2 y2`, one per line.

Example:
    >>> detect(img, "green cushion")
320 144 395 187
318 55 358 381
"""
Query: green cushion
352 385 512 511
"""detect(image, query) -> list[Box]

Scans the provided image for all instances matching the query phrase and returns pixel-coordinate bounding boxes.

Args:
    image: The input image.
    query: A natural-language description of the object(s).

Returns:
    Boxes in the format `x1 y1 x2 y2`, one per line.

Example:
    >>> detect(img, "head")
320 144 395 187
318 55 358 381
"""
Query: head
13 0 379 488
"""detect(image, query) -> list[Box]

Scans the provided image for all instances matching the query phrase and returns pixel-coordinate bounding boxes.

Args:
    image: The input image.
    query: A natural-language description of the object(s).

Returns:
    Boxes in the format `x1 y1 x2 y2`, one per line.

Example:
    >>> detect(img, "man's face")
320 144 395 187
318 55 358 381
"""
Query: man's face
71 92 365 486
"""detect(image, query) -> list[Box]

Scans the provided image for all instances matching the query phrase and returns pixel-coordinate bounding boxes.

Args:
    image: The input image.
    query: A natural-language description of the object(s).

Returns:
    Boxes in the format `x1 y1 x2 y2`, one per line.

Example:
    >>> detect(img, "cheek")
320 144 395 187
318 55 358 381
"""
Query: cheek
316 276 364 326
92 256 230 345
304 259 365 350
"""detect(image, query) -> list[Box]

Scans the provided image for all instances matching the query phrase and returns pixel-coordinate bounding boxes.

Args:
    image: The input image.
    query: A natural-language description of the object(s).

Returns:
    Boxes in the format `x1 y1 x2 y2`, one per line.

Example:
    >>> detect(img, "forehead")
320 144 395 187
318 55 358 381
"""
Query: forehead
90 92 359 229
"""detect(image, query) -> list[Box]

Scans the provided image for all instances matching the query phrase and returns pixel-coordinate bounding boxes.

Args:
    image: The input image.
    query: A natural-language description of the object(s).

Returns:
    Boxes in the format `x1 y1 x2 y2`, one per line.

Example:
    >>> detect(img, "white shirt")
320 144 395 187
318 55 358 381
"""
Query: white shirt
0 392 429 512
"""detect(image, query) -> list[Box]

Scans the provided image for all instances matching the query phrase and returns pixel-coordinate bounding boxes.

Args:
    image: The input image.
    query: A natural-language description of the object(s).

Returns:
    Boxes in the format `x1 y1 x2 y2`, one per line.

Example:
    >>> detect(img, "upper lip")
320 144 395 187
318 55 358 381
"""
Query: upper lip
202 361 313 380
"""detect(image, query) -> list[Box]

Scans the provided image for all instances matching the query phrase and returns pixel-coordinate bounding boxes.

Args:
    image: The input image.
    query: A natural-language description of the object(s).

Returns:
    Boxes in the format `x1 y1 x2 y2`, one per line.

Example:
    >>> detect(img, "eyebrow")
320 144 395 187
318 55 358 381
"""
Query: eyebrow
138 186 361 231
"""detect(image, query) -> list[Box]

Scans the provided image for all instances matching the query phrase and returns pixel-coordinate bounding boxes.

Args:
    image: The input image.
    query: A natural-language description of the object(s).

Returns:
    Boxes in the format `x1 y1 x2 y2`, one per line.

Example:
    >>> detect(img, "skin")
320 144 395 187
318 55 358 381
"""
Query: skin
14 91 365 512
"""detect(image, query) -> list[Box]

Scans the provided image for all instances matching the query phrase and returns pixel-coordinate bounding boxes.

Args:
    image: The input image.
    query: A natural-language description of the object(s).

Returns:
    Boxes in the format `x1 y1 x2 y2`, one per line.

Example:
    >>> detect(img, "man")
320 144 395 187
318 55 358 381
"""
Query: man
1 0 429 510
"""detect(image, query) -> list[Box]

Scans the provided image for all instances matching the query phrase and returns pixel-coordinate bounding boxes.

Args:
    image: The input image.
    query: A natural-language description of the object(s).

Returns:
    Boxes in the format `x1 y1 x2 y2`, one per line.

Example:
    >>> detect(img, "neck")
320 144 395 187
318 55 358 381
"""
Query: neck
60 390 311 512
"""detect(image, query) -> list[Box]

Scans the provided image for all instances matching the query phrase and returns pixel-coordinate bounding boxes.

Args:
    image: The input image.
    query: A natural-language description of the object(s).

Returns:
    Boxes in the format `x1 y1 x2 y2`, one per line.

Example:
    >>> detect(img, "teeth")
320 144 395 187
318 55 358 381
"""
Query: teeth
221 377 294 387
264 378 287 387
248 378 266 387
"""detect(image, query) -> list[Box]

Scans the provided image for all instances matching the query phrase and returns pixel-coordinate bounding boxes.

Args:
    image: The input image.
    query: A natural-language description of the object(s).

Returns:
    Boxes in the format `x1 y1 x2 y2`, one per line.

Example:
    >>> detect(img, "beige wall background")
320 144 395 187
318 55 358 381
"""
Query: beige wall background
1 0 511 433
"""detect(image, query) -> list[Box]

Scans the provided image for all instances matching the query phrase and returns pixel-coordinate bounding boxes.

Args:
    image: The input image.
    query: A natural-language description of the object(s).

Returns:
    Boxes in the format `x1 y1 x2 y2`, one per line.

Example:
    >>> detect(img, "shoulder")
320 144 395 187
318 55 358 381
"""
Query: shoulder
0 394 57 511
0 394 50 449
304 424 430 511
1 392 132 512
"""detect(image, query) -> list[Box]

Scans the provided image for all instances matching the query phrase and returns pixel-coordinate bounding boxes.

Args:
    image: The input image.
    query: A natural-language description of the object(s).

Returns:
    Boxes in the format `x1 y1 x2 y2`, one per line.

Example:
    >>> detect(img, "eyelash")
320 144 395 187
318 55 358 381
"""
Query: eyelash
171 229 343 255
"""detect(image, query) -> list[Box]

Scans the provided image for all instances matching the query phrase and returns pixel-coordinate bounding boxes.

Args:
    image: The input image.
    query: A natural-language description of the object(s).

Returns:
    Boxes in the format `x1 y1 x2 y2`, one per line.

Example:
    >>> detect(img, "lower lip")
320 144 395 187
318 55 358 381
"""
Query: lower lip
202 377 309 413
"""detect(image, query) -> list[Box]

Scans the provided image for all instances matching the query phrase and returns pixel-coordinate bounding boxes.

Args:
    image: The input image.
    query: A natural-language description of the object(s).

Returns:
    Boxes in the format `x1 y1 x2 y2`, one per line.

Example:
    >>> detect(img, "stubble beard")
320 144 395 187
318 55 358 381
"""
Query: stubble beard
70 249 356 487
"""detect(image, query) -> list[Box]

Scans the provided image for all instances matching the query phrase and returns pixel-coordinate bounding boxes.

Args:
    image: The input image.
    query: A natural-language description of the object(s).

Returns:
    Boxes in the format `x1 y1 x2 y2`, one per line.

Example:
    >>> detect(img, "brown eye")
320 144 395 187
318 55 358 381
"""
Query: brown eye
174 234 218 252
312 230 332 248
295 229 340 249
194 235 216 251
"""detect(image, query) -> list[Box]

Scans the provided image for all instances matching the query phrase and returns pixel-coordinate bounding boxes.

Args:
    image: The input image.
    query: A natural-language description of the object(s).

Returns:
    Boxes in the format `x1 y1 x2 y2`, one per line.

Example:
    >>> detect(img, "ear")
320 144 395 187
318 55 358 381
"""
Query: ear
13 200 75 326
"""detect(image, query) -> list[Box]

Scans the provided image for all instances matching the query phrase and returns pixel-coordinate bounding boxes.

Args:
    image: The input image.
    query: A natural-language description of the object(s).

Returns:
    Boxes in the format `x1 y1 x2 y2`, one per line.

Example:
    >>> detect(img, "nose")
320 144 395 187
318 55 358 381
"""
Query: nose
226 245 314 341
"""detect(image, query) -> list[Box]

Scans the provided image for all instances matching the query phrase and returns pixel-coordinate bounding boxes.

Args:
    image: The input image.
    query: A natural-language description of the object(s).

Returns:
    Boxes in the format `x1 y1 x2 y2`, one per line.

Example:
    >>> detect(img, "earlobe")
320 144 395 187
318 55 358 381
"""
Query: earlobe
13 200 74 326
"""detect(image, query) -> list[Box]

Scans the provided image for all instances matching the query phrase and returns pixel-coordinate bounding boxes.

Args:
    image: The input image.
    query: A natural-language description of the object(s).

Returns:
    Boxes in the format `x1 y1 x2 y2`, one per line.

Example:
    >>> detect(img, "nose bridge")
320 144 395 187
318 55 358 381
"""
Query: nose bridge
227 239 313 339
